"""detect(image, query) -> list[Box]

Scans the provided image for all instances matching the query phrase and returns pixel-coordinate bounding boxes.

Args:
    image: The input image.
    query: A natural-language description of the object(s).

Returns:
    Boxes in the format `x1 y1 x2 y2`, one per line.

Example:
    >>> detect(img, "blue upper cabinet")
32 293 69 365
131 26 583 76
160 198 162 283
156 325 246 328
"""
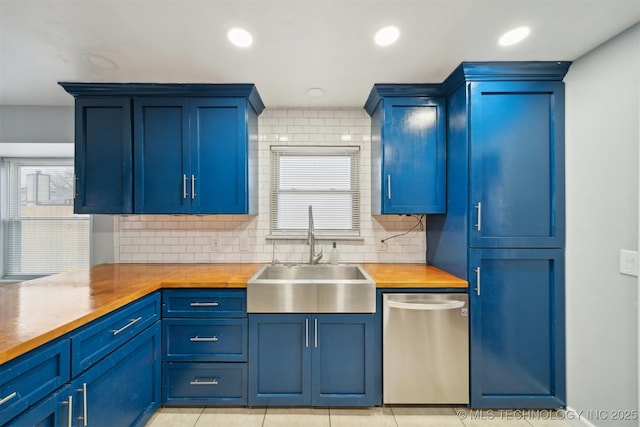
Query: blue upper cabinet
134 98 191 214
59 83 264 215
191 98 257 214
73 98 133 214
365 86 446 214
469 81 565 248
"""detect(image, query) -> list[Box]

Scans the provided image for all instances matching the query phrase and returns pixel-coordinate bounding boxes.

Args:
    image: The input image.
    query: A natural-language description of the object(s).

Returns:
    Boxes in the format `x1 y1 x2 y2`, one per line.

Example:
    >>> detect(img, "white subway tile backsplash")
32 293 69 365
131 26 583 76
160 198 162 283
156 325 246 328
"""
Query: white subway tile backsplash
116 107 426 264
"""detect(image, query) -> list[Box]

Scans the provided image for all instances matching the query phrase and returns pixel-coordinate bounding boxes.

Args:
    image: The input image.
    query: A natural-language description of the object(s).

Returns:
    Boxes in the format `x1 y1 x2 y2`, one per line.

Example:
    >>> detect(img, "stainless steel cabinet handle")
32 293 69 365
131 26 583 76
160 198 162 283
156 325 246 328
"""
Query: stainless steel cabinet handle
189 301 219 307
191 174 196 199
190 379 219 386
112 317 142 336
475 202 482 231
475 267 481 296
314 318 318 348
0 391 17 405
305 318 309 348
77 383 88 427
62 395 73 427
190 336 219 342
387 175 391 200
183 174 188 199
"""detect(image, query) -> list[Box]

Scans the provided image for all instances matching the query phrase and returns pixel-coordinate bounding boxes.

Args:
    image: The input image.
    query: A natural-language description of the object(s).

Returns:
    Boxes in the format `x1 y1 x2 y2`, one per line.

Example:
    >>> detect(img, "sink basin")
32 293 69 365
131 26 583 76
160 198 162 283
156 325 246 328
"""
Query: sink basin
247 264 376 313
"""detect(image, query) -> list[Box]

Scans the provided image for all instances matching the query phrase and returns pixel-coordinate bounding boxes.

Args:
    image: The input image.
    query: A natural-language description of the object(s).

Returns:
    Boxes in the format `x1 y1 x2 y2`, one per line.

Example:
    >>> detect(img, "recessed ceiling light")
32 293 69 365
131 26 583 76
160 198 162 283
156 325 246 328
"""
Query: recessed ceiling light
374 26 400 46
85 53 118 70
305 87 325 98
227 27 253 48
498 26 530 46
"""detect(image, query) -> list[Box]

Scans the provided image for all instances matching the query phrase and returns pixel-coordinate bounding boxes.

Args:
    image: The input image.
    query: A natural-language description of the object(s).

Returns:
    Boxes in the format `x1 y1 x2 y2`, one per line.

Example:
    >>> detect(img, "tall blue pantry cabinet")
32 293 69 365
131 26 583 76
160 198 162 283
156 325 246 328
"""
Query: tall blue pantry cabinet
427 62 571 408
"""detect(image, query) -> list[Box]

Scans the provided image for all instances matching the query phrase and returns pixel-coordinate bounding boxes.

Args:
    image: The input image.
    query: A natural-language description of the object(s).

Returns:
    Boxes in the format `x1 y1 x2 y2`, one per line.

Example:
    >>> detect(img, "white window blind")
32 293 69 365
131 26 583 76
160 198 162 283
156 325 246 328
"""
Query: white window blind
270 146 360 238
4 159 90 278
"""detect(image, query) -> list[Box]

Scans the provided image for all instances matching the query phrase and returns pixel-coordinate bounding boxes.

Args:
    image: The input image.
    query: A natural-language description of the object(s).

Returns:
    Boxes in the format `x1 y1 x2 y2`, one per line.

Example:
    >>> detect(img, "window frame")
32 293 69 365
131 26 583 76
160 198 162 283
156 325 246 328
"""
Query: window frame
269 145 361 240
1 157 91 280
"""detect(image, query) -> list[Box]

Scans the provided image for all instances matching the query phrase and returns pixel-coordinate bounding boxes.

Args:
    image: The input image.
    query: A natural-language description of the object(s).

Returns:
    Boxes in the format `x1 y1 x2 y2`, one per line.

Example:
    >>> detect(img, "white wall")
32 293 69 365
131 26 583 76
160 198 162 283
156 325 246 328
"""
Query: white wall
115 107 427 264
0 105 73 144
565 23 639 427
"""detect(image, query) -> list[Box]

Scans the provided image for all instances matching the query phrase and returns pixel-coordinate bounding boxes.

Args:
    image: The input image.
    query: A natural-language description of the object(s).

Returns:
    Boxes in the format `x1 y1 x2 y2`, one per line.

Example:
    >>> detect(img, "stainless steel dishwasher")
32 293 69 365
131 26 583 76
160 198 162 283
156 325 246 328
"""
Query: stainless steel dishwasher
383 293 469 404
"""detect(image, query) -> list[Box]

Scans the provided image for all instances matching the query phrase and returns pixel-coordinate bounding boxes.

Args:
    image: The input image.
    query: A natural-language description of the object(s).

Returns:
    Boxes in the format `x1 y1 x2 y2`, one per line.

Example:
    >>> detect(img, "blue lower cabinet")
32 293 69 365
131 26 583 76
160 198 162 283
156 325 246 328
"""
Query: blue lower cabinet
71 322 161 427
312 315 375 407
469 249 565 408
248 314 311 406
163 319 247 362
5 384 73 427
0 339 70 424
162 362 247 405
248 313 375 407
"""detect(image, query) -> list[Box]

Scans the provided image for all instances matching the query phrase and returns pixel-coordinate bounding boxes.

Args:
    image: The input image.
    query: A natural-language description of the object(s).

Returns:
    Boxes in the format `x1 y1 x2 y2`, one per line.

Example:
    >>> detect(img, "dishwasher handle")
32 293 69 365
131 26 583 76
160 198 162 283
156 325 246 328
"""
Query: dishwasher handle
386 299 465 311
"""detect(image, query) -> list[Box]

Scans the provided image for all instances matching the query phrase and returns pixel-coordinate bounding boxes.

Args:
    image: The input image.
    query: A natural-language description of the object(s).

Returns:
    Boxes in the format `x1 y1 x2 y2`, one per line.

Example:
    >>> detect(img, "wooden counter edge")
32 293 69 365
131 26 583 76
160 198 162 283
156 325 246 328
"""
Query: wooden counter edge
1 263 466 364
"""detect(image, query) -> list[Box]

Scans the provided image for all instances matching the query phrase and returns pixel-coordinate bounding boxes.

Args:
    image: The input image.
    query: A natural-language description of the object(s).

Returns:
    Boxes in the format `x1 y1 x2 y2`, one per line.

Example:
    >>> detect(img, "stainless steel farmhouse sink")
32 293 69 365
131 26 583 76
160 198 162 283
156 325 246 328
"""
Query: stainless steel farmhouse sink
247 264 376 313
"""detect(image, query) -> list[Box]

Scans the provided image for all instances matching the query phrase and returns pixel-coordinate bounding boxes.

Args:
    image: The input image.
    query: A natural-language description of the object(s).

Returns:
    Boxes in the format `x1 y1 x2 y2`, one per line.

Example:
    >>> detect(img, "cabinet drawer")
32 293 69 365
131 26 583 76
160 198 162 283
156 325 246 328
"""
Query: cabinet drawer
162 362 247 405
162 290 246 318
164 319 247 362
0 339 70 424
71 292 161 376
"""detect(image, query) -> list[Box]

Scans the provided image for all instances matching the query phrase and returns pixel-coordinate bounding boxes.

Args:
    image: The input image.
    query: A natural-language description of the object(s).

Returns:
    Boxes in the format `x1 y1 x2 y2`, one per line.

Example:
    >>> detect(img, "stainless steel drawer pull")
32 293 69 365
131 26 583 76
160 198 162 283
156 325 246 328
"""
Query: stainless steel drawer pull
62 395 73 427
0 391 17 405
387 175 392 200
189 302 219 307
305 318 309 348
190 336 219 342
475 267 481 296
112 316 143 336
191 174 196 199
190 379 219 386
77 383 88 427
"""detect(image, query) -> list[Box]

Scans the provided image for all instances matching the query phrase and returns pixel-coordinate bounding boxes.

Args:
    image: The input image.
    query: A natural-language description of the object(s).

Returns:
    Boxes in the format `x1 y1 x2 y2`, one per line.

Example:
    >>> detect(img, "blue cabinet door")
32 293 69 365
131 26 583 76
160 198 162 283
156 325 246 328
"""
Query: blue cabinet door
468 249 565 408
248 314 311 406
312 314 375 407
72 323 161 427
248 314 376 407
133 98 190 213
191 98 251 214
5 385 73 427
74 98 132 214
469 81 565 248
379 97 446 214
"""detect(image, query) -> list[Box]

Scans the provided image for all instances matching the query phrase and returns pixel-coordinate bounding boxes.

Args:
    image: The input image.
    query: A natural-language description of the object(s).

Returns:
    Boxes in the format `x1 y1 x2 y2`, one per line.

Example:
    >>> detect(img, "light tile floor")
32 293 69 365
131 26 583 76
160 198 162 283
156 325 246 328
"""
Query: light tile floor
146 406 576 427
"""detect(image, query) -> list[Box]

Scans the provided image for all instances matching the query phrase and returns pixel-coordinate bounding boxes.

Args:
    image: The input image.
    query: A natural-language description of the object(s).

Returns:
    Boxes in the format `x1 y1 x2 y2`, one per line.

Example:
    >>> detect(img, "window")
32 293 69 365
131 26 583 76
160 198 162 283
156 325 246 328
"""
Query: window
3 159 90 279
270 146 360 238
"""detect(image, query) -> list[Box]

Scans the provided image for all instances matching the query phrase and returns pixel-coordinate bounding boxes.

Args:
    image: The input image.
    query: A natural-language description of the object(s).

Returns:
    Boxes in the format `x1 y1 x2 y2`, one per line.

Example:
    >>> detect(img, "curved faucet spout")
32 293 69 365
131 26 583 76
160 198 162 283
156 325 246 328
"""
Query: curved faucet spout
308 205 323 264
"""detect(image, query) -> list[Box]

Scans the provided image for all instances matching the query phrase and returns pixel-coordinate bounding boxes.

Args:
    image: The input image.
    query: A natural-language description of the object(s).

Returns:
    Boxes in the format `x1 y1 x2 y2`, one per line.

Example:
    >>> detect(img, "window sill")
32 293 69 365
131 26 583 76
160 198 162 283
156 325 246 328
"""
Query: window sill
266 235 364 242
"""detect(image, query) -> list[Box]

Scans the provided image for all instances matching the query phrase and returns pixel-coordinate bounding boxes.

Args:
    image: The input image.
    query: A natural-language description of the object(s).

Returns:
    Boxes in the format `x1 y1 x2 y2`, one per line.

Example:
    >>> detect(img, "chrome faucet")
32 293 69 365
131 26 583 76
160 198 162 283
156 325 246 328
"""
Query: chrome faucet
308 205 323 264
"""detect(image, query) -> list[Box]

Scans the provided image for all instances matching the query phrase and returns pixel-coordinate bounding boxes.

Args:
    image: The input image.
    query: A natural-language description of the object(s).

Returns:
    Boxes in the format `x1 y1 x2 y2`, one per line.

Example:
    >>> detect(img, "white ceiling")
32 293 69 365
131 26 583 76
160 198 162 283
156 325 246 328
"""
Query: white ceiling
1 0 639 108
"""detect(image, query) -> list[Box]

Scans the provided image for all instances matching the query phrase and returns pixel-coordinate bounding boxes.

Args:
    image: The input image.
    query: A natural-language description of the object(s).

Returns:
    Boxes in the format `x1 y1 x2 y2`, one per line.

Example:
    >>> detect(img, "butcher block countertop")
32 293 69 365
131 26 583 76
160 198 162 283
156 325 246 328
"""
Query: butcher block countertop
0 263 466 364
